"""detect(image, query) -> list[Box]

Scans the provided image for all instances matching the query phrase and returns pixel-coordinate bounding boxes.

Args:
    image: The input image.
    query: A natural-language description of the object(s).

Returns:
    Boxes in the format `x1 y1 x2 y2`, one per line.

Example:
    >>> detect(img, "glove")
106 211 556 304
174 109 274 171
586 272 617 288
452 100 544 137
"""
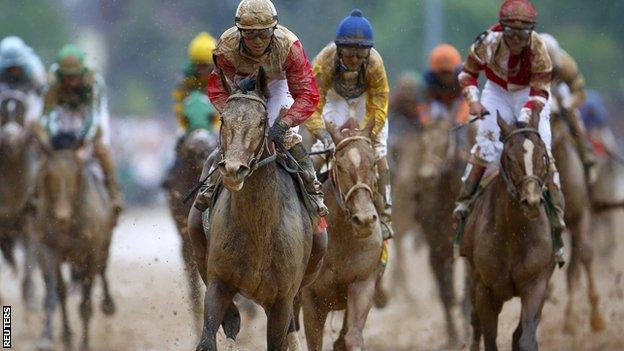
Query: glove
314 129 333 149
269 119 290 150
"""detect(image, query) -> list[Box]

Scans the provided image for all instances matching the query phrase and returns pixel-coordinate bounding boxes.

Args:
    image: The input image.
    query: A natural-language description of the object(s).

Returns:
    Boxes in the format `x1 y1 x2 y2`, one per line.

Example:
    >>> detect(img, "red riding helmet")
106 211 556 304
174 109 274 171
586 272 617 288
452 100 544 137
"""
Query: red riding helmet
499 0 537 24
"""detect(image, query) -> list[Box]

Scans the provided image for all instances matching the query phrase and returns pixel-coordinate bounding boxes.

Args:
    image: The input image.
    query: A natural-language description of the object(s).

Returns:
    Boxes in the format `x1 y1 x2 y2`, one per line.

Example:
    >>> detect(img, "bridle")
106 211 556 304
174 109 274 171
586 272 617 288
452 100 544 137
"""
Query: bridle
217 93 276 177
499 127 549 199
330 135 375 216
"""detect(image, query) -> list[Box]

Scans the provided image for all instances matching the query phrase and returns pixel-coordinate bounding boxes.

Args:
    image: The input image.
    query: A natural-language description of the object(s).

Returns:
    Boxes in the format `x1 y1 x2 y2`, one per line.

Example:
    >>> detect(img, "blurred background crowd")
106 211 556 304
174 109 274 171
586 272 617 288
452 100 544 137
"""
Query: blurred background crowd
4 0 623 206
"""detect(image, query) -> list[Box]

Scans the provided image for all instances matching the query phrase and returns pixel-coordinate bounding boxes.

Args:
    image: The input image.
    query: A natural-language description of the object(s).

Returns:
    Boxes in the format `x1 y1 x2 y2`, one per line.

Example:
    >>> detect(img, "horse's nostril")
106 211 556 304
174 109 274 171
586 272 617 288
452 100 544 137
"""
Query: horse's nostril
237 165 250 178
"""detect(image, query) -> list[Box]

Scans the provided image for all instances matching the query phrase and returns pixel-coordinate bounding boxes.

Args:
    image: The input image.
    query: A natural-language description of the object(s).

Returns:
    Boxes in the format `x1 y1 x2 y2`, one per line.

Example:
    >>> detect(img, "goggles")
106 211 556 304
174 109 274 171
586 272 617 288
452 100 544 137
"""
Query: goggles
339 47 371 59
240 27 275 40
501 23 533 40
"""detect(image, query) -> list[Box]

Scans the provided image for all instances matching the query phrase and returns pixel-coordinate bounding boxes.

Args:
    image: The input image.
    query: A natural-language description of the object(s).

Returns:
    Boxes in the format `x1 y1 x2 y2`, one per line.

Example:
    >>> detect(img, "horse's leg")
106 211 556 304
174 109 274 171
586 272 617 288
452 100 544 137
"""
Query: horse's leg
302 291 328 351
57 266 73 348
564 224 583 334
469 274 481 351
37 246 59 350
196 281 235 351
22 219 38 310
474 281 502 351
99 264 116 316
286 292 303 351
518 276 549 351
79 273 95 351
343 274 377 350
334 310 348 351
462 264 474 343
512 312 523 351
181 232 203 333
429 248 459 347
266 298 295 351
188 207 208 284
576 211 606 332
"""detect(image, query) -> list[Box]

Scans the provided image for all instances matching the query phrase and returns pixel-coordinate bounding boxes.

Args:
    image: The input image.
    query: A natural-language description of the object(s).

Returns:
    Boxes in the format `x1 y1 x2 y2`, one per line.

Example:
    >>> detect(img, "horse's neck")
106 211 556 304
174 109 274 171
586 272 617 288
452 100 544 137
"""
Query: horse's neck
230 162 280 239
0 151 31 203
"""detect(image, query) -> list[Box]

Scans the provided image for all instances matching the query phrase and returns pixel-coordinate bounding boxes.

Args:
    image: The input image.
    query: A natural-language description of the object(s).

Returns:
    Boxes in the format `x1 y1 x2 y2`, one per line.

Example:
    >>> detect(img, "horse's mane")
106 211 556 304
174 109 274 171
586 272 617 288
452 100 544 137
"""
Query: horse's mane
236 76 257 94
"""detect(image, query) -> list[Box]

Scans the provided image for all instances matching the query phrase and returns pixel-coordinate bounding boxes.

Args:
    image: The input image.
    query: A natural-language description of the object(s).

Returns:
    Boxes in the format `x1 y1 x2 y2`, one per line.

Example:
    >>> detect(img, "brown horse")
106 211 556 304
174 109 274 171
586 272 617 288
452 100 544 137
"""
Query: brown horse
462 112 555 351
301 118 382 351
164 128 216 331
410 118 470 346
0 89 39 309
550 110 606 334
36 132 116 350
193 69 314 351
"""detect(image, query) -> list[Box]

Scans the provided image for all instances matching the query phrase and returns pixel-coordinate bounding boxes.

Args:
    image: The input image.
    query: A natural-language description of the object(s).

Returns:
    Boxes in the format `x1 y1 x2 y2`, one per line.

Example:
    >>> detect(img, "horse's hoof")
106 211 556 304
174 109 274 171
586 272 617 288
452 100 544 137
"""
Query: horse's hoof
225 338 238 351
591 312 607 332
332 336 347 351
101 298 116 316
286 332 302 351
36 337 54 351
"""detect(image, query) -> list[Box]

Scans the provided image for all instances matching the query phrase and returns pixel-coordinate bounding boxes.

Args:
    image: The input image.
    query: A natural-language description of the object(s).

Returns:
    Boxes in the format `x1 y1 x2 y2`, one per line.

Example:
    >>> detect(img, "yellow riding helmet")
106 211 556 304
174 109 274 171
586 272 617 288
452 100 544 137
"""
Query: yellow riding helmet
235 0 278 30
188 32 217 65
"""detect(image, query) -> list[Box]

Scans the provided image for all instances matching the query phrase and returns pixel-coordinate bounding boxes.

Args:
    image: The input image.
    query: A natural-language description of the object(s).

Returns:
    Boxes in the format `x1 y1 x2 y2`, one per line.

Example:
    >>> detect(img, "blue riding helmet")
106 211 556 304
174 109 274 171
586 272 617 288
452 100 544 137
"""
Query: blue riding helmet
335 9 374 48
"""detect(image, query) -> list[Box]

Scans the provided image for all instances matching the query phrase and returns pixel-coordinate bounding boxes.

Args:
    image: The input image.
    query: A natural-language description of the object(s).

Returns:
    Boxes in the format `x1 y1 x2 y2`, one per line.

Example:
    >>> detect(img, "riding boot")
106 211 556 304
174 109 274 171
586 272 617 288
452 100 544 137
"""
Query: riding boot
376 157 394 240
289 142 329 217
568 110 598 183
452 163 486 221
193 149 220 212
94 142 123 217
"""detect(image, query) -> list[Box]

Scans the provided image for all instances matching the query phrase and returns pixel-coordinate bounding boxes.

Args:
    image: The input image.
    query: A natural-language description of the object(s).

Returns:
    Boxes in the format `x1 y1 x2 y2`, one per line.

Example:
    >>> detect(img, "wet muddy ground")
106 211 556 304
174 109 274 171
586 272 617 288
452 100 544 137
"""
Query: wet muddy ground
3 205 624 350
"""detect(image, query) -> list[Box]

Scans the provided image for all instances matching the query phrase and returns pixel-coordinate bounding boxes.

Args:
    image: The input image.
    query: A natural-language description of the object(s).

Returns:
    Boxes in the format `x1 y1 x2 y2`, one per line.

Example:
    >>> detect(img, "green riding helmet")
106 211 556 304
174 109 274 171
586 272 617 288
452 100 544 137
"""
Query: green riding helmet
57 44 86 75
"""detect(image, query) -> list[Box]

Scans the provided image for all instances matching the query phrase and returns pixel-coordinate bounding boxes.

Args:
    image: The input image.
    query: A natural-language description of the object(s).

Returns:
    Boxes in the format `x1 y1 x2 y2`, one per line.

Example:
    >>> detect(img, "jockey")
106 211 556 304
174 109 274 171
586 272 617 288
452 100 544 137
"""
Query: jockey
42 44 123 216
389 71 422 133
421 44 469 125
172 32 219 133
541 33 597 182
305 9 394 240
453 0 565 264
0 36 46 125
190 0 327 275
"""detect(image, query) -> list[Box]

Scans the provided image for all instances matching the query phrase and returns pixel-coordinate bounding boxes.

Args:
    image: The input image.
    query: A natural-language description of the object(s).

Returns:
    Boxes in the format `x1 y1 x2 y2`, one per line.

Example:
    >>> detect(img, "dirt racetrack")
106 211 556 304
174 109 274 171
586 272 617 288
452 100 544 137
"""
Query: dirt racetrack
3 205 624 350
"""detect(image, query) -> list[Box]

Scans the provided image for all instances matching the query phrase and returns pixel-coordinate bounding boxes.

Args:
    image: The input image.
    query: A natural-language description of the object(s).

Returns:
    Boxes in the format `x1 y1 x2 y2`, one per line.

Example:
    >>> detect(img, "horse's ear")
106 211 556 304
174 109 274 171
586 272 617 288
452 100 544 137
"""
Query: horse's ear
497 110 512 139
218 68 233 95
362 117 375 138
256 66 270 99
529 108 540 130
324 119 342 144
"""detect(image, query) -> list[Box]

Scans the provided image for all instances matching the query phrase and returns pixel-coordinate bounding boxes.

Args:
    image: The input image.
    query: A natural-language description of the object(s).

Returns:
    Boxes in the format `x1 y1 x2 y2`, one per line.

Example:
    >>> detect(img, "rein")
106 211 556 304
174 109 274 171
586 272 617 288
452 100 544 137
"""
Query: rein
330 135 375 216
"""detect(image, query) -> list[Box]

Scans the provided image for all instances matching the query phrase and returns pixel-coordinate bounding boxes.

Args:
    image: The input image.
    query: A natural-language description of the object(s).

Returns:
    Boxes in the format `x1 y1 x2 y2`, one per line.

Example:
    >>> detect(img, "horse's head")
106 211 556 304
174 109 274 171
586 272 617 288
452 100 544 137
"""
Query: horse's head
182 129 217 169
40 137 85 231
327 118 379 238
217 67 270 191
0 89 29 160
498 110 549 218
413 119 454 185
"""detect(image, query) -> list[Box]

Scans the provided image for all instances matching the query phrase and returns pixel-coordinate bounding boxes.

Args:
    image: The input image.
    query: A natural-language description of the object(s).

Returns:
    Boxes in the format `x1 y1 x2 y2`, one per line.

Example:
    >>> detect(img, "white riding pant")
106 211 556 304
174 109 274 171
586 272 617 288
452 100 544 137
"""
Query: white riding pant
321 89 388 159
471 81 552 165
266 79 301 149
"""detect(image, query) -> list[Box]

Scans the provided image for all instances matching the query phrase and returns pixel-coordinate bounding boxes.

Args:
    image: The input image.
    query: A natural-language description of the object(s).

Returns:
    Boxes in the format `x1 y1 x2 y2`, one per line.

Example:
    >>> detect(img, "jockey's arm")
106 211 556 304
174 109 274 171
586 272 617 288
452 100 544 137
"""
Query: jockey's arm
364 52 390 139
283 40 320 127
304 50 331 137
558 49 586 110
458 37 486 106
519 37 552 123
207 55 236 114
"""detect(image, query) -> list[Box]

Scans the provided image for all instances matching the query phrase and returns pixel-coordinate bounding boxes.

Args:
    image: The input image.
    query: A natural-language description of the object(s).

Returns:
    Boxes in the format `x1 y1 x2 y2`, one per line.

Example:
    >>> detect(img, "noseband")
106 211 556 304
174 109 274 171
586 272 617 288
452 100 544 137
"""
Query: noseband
330 135 375 216
218 93 275 176
500 127 548 198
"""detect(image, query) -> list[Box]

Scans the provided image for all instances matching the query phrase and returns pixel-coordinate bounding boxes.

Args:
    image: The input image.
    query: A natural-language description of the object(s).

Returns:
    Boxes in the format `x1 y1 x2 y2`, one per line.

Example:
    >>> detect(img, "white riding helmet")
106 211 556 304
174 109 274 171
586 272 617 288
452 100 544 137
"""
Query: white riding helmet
235 0 278 30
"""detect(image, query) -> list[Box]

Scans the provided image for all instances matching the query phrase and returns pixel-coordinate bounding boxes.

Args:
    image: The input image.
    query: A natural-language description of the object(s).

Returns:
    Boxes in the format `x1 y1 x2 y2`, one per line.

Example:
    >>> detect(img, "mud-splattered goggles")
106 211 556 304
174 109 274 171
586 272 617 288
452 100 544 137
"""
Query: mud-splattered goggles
339 47 371 59
501 24 533 40
240 28 275 40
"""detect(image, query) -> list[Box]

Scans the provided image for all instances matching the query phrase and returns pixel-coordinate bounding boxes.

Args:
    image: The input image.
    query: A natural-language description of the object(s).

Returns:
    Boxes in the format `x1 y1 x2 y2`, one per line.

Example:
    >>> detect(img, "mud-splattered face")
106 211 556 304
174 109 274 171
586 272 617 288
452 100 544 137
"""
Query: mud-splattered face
501 20 533 55
241 28 274 57
339 47 370 71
